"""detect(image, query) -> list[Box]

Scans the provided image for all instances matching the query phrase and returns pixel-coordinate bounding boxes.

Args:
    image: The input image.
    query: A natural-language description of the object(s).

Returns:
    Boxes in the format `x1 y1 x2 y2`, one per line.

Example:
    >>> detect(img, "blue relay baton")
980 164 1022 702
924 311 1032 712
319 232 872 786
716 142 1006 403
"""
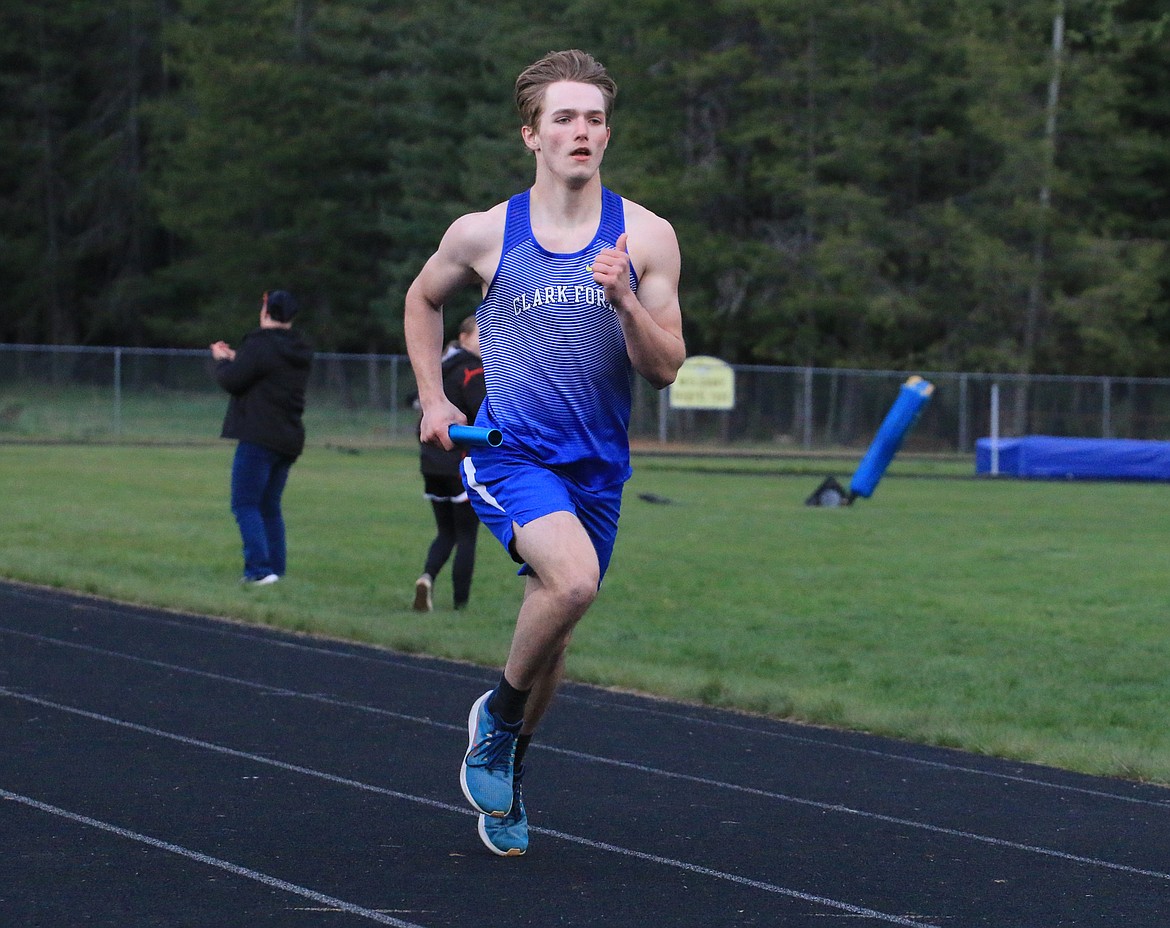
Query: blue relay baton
448 424 503 448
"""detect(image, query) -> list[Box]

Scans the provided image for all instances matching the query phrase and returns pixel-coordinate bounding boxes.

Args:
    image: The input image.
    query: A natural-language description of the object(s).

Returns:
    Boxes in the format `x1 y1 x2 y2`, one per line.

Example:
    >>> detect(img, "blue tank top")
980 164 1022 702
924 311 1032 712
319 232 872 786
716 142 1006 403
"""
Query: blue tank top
475 187 637 489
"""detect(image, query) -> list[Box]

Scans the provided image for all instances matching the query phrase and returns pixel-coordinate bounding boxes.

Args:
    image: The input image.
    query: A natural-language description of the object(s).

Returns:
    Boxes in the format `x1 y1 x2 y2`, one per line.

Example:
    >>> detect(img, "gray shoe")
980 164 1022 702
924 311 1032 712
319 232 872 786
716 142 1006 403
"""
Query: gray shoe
242 574 279 587
413 575 433 612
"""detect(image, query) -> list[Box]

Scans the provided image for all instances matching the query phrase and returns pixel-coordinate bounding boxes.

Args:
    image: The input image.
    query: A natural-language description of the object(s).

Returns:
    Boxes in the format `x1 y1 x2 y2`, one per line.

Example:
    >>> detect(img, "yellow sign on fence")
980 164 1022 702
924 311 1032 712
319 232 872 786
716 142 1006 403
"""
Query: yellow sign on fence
669 355 735 410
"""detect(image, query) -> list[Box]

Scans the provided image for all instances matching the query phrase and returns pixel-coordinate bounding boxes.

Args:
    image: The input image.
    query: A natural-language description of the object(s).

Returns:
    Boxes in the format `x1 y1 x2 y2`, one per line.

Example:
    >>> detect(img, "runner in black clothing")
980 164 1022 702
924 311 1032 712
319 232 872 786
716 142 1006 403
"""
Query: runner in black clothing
413 314 485 611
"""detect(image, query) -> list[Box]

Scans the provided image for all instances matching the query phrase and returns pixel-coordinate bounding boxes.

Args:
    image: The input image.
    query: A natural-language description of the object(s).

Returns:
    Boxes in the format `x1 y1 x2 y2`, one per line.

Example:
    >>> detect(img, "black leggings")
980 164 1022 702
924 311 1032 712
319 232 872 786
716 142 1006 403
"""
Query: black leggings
423 500 480 607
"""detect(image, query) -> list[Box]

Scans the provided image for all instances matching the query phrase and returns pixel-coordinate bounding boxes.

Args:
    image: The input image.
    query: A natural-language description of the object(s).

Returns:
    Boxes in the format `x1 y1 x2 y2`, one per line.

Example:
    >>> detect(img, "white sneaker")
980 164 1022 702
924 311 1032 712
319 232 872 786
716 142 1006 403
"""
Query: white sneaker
413 575 433 612
242 573 279 586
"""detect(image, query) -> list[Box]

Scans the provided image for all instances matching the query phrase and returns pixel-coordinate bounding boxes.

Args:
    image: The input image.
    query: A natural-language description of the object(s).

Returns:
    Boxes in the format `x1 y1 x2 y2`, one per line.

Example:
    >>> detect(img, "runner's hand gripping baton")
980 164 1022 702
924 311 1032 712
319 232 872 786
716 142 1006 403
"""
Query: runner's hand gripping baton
448 424 503 448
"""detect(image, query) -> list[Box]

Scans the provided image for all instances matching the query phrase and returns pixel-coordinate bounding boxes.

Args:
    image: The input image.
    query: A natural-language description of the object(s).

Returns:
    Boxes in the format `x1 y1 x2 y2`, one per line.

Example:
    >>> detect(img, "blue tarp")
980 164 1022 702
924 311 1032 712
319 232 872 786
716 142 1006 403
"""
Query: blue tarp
975 435 1170 481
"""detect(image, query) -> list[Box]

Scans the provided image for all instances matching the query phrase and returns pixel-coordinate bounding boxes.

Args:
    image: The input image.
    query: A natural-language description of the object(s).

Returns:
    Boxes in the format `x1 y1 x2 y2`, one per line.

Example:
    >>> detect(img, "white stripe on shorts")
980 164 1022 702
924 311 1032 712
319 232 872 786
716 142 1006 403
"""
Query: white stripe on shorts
462 456 506 512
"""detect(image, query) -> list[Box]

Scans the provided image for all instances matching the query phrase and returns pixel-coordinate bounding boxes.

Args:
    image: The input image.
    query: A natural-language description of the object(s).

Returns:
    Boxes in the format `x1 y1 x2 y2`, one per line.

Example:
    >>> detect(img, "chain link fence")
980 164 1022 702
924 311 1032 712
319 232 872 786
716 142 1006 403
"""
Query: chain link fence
3 344 1170 455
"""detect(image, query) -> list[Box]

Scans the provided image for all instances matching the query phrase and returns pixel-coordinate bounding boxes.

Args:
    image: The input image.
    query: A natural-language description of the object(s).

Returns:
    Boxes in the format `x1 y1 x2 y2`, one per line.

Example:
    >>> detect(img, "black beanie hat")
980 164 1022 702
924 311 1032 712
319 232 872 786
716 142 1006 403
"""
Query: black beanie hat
264 289 299 322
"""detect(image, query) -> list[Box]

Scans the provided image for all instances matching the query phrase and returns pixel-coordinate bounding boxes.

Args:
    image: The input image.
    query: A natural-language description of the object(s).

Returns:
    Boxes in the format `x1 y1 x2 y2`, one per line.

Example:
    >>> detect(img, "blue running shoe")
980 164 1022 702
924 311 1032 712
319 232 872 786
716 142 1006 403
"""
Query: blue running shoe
478 763 528 856
460 690 520 817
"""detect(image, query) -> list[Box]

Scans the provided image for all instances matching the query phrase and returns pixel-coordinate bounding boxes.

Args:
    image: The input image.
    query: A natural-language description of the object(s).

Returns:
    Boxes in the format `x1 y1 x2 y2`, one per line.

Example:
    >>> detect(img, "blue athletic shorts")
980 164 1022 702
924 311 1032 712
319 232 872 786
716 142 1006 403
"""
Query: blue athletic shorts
461 446 623 581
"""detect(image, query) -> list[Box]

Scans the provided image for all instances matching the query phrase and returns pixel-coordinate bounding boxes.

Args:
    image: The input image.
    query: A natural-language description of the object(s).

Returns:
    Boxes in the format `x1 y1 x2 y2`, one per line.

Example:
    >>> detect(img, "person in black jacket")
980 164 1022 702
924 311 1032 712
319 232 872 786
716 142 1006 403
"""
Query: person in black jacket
211 290 314 586
414 314 485 611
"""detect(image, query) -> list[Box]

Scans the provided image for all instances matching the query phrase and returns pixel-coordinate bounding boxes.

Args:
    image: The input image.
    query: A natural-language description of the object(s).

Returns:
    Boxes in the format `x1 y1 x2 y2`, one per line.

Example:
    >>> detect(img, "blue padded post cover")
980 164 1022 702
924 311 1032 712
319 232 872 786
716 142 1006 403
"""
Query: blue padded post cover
849 376 935 499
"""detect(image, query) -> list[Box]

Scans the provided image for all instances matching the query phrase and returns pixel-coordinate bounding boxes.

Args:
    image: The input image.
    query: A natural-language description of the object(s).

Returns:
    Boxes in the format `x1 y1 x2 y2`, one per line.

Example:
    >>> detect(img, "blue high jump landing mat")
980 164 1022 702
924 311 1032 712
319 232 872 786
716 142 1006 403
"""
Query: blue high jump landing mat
975 435 1170 481
806 376 935 506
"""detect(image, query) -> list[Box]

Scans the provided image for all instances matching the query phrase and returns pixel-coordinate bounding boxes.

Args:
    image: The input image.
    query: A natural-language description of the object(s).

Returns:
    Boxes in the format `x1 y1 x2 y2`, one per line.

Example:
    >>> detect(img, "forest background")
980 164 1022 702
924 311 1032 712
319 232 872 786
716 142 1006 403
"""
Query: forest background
2 0 1168 377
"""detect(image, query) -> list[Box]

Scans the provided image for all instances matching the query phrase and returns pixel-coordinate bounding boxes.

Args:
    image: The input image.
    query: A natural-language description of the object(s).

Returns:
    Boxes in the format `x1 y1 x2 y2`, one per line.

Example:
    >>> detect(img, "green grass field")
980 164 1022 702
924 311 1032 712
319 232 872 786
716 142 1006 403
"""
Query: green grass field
3 442 1168 785
0 384 414 446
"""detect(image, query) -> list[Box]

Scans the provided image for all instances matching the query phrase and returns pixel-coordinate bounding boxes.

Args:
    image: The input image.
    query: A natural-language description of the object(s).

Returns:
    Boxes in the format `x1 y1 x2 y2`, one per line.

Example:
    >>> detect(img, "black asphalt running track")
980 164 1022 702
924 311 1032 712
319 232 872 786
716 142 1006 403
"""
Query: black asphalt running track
2 579 1168 927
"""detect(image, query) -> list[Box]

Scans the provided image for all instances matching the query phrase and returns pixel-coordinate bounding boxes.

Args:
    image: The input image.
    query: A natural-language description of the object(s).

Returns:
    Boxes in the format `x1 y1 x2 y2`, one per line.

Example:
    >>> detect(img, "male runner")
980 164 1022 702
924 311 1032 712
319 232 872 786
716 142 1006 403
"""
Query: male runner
403 48 685 856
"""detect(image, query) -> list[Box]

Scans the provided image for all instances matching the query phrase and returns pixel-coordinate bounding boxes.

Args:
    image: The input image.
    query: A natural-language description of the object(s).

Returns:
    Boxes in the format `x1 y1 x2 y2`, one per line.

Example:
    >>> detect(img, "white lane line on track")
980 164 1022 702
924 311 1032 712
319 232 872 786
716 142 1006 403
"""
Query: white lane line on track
0 787 428 928
0 688 940 927
3 583 1165 810
1 627 1168 882
4 683 1170 894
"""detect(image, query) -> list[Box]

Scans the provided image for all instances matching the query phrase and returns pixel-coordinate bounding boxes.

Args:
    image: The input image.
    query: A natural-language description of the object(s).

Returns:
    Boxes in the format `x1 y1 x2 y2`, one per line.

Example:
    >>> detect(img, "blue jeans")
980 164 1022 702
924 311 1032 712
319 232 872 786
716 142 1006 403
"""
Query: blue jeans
230 441 294 580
